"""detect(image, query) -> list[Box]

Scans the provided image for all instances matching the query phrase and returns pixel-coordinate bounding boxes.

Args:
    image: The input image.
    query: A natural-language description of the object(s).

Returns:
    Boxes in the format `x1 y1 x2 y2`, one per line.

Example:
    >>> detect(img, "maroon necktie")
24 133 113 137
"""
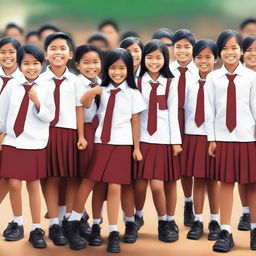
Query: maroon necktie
13 84 32 137
100 88 121 143
147 82 159 135
89 82 100 108
50 78 65 126
226 74 237 132
178 67 188 108
194 80 205 127
0 77 12 94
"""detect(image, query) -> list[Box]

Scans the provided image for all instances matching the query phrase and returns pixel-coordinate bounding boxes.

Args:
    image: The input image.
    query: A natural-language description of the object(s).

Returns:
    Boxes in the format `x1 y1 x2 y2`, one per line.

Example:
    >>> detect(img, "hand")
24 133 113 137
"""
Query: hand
28 88 40 109
77 137 88 150
172 144 182 156
94 85 103 95
208 141 216 157
0 133 5 151
133 148 143 161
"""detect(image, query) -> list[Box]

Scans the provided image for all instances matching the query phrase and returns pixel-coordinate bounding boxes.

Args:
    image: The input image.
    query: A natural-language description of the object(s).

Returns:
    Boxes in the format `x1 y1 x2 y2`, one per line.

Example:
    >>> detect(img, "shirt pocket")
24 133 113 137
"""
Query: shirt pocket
157 95 168 110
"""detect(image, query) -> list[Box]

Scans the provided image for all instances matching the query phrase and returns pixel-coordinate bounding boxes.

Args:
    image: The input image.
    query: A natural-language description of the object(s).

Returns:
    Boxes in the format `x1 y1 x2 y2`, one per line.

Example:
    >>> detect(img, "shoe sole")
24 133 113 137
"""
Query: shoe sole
89 240 103 246
5 235 24 241
159 236 178 243
69 243 87 250
238 226 250 231
187 234 202 240
213 243 234 253
48 235 68 246
29 241 47 249
123 238 137 243
107 248 120 253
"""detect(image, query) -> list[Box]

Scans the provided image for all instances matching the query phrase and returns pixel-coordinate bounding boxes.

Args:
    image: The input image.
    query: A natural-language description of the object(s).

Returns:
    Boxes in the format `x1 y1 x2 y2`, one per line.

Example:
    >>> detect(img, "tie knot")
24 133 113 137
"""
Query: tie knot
1 76 12 83
53 78 66 87
150 82 159 90
199 80 205 88
89 83 98 88
178 67 188 74
226 74 237 82
110 88 121 95
23 84 32 93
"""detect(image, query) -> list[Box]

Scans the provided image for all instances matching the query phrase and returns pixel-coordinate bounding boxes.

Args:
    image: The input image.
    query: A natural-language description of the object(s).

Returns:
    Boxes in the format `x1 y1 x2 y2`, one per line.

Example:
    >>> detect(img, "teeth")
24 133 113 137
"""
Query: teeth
114 76 121 79
227 56 234 60
4 60 12 63
54 56 62 61
150 65 158 68
88 71 95 74
200 65 207 68
249 58 256 61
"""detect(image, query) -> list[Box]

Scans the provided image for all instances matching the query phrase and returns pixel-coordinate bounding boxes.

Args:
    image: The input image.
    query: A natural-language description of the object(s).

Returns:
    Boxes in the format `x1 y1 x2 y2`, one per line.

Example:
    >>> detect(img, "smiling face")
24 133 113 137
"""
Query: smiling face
145 49 164 77
174 38 193 66
20 54 42 83
0 43 17 71
126 43 142 70
76 51 101 81
243 40 256 70
108 58 127 86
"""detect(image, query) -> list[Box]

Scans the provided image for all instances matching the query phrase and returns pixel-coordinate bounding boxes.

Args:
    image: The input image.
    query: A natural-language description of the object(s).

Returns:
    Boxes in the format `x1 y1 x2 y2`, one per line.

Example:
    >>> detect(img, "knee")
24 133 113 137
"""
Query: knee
108 183 121 194
8 179 21 191
248 183 256 193
150 181 163 194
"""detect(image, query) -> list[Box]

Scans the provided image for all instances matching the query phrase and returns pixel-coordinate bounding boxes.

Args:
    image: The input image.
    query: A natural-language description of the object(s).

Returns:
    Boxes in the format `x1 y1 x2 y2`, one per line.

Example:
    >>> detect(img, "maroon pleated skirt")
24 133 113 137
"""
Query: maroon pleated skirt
0 145 47 181
180 134 214 178
86 144 132 184
134 142 180 181
212 141 256 184
47 127 78 177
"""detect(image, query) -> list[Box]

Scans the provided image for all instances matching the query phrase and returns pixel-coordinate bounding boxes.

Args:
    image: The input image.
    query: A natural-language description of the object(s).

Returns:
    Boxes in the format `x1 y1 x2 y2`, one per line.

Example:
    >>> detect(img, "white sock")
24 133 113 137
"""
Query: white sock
167 215 174 221
251 223 256 230
13 216 23 226
158 215 167 221
58 206 66 222
135 210 143 217
125 216 135 223
93 218 101 225
65 212 71 219
49 218 59 226
195 214 203 222
31 223 41 231
184 197 193 203
210 214 219 222
242 207 250 214
68 210 83 222
221 224 232 234
109 225 118 233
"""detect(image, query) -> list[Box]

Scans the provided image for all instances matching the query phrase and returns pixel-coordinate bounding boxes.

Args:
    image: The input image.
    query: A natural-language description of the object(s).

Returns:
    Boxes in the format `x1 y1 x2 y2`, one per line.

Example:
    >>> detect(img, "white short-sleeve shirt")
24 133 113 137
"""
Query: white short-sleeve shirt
0 67 23 93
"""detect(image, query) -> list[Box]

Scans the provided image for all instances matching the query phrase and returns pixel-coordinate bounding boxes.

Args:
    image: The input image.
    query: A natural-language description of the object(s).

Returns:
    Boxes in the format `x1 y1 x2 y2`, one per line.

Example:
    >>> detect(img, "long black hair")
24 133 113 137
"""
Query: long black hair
101 48 137 89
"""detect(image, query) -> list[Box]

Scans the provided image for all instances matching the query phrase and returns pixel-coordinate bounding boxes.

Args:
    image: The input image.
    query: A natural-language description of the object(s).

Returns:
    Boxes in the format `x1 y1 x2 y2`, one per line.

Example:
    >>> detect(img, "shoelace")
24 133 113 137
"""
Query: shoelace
169 221 178 231
209 221 219 230
126 222 136 233
33 228 45 239
219 230 229 241
109 232 119 242
241 213 250 222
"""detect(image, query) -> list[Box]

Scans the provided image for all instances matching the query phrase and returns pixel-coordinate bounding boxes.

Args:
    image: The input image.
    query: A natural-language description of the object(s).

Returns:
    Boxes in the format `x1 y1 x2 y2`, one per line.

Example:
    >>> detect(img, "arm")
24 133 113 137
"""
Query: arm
0 84 11 133
76 106 87 150
80 86 102 109
0 133 5 151
131 113 142 161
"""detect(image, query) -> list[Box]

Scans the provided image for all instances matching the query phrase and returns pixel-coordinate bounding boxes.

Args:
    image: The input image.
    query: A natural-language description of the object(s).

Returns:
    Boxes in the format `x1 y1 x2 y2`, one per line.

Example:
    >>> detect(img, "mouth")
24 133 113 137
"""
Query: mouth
226 56 235 61
178 54 187 58
3 59 13 64
113 75 122 79
53 56 63 62
200 64 208 68
149 64 159 69
86 70 96 74
249 57 256 61
27 71 37 75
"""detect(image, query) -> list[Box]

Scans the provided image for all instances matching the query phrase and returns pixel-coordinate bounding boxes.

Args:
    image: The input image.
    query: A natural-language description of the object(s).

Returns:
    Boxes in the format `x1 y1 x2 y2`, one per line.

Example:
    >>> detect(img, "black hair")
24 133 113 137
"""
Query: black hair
87 32 109 48
25 31 39 42
152 28 173 41
216 30 243 57
0 36 21 50
17 44 44 66
5 23 24 34
240 18 256 30
193 39 218 59
44 32 74 51
101 48 137 89
120 31 139 41
75 44 103 63
120 37 143 52
172 29 196 46
242 36 256 52
98 19 119 32
139 39 174 78
38 24 60 38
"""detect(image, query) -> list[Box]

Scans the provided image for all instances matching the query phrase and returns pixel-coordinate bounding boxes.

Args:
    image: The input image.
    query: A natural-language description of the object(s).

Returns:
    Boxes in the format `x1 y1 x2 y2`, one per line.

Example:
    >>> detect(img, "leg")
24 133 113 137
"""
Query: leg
181 176 193 198
134 179 148 211
65 177 80 214
164 181 177 217
121 183 135 218
92 182 107 220
193 178 206 215
247 183 256 250
0 178 9 203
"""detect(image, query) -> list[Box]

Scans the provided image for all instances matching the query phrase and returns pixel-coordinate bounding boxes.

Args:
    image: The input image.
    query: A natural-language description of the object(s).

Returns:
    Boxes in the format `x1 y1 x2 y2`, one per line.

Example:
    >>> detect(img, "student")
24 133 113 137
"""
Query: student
0 44 55 248
64 48 145 253
120 31 139 41
38 24 60 44
134 39 182 243
4 23 24 43
25 31 40 46
181 39 220 241
170 29 198 227
87 32 110 52
40 32 86 247
205 30 256 252
240 18 256 38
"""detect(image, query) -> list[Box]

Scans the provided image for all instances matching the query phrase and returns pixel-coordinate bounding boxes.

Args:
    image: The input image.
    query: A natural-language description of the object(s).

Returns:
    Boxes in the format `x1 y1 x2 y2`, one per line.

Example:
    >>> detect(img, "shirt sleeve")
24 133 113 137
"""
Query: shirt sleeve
131 89 146 114
0 83 11 133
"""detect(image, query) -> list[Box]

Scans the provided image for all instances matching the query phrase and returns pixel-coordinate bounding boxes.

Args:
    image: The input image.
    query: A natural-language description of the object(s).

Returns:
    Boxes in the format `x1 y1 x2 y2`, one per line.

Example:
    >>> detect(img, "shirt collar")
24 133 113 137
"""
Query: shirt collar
142 72 166 86
106 80 128 92
0 66 23 78
17 74 42 86
44 66 73 80
171 59 198 74
218 62 244 78
78 74 102 86
135 66 141 78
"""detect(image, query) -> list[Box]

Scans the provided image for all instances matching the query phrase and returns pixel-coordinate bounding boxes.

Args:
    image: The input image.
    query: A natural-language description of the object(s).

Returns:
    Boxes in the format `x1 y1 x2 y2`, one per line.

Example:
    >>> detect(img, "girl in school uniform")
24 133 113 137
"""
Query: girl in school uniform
205 30 256 252
134 39 182 243
237 36 256 231
0 44 55 248
64 48 145 253
181 39 220 241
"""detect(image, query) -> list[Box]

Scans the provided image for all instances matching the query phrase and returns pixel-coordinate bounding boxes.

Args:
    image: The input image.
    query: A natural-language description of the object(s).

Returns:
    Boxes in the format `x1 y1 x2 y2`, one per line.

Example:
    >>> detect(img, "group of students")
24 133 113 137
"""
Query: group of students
0 18 256 254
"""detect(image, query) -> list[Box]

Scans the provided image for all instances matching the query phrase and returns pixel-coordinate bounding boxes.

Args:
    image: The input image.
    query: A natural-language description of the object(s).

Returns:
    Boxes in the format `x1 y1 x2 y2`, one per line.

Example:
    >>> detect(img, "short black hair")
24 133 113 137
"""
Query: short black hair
98 19 119 32
25 31 39 42
193 39 217 59
87 32 109 48
120 31 139 41
5 23 24 34
0 36 21 50
38 24 60 38
75 44 103 63
172 29 196 46
44 32 74 51
152 28 173 41
242 36 256 52
140 39 174 78
120 37 143 52
240 18 256 30
101 48 137 89
17 44 44 66
216 30 243 57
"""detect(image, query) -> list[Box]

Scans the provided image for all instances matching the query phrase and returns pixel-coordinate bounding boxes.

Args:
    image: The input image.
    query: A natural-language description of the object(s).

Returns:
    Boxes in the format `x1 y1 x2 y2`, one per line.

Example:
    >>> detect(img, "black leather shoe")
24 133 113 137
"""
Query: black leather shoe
187 221 203 240
49 224 68 246
134 215 144 230
89 224 103 246
80 217 92 241
158 220 174 242
251 228 256 250
107 231 120 253
208 220 221 241
29 228 47 248
238 213 251 231
168 220 179 242
213 230 234 252
62 220 87 250
4 222 24 241
184 202 195 227
123 222 138 243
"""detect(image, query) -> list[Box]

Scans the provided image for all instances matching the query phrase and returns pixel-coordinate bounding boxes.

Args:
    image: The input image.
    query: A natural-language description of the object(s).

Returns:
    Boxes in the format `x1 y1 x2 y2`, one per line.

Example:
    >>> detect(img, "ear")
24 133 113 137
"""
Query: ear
75 62 80 70
44 52 48 60
69 51 73 60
